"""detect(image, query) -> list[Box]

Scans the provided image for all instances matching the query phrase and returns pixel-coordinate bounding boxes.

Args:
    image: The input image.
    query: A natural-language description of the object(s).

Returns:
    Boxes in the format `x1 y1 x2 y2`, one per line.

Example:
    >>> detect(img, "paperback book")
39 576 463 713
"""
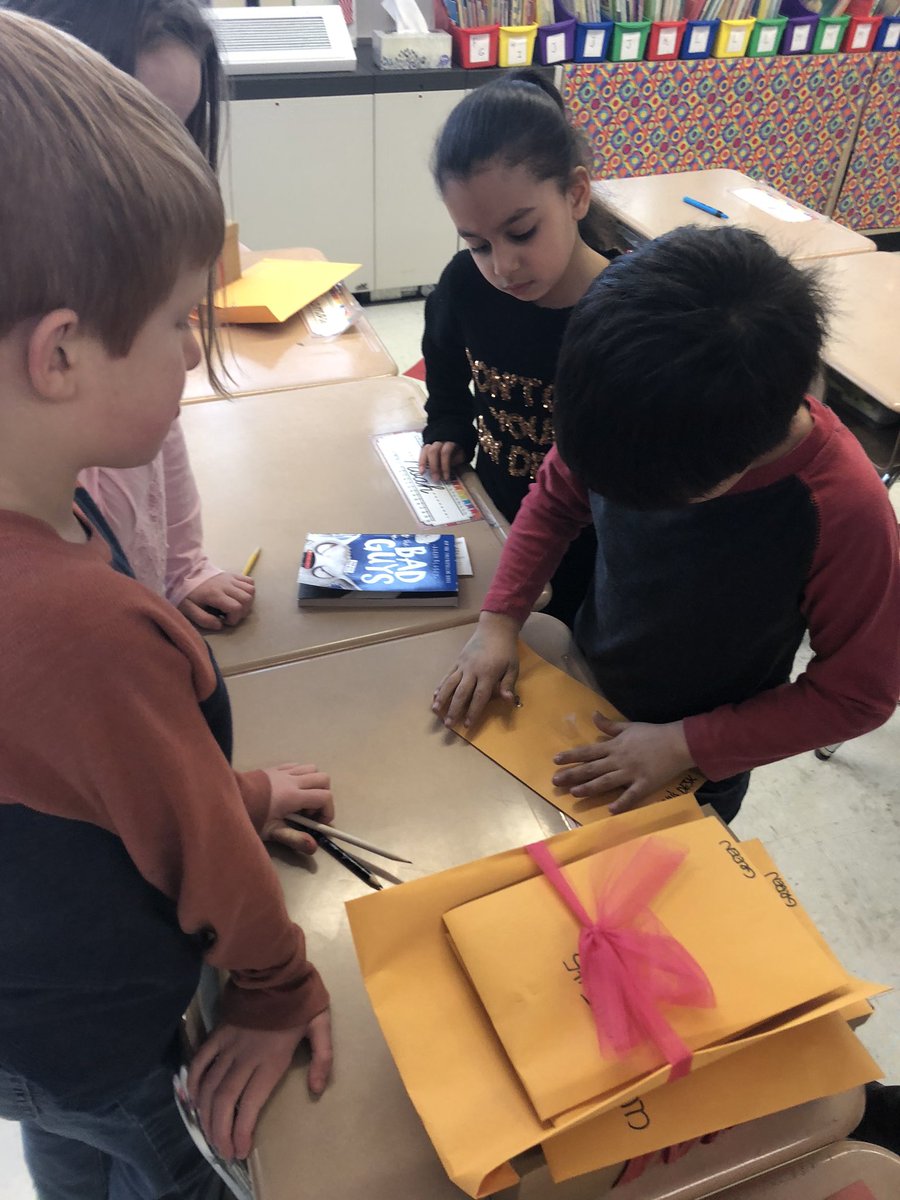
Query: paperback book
297 533 459 607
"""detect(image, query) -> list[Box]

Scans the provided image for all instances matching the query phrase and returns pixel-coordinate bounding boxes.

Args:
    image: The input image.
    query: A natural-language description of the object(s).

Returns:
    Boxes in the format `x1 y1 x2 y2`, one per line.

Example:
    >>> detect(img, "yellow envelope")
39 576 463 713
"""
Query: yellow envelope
542 1011 880 1182
347 796 705 1199
211 257 360 324
443 818 852 1121
456 642 703 824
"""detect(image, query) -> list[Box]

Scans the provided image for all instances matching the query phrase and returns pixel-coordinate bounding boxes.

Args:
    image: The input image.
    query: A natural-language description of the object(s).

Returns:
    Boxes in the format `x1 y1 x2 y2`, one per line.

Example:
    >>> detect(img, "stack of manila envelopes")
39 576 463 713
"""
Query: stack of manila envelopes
454 642 704 824
347 797 885 1198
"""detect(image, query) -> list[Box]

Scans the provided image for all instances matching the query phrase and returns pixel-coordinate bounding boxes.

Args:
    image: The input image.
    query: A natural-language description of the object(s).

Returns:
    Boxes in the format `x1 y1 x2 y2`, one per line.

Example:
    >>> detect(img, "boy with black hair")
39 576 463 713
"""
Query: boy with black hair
433 226 899 822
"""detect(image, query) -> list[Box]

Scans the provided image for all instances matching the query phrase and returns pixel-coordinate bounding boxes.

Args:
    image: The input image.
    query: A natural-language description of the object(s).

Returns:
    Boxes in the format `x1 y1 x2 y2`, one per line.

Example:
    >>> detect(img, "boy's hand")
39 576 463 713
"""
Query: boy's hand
262 763 335 855
188 1008 333 1161
179 572 255 632
552 713 695 814
418 440 465 483
432 612 521 728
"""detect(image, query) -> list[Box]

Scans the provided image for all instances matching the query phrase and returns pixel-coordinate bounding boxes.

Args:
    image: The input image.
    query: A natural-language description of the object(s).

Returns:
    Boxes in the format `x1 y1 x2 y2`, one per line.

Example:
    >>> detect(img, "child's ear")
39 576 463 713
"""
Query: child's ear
568 166 593 222
27 310 82 401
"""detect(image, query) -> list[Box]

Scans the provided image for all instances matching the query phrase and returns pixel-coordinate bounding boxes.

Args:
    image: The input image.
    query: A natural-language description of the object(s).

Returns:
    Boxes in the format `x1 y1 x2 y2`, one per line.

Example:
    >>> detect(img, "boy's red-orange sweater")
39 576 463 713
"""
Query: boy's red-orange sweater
0 500 327 1102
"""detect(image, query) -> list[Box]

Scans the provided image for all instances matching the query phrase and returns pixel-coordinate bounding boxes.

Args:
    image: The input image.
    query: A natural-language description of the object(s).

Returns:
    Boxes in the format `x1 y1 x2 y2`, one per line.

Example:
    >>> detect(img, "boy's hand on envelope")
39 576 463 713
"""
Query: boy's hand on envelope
188 1008 333 1161
552 714 695 812
179 571 255 632
262 763 335 855
432 612 521 728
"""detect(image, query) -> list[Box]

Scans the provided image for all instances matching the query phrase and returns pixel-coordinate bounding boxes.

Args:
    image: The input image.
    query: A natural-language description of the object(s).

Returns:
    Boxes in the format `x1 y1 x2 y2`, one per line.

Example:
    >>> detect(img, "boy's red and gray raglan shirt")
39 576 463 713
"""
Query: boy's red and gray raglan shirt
483 397 900 780
0 497 327 1103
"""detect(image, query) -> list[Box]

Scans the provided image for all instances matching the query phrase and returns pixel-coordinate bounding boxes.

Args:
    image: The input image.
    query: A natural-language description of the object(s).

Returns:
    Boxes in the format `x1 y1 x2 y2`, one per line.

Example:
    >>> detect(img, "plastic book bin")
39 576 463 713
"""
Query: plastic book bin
498 22 537 64
609 19 651 59
574 18 613 60
534 0 575 63
712 16 754 56
747 15 785 54
843 13 881 49
875 13 900 47
448 20 499 64
813 14 849 51
681 18 718 57
782 14 817 52
646 18 686 58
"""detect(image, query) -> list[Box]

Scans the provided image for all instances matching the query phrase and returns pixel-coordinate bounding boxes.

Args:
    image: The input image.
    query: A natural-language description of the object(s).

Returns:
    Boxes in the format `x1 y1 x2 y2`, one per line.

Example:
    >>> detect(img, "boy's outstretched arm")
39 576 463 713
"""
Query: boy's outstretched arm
433 447 593 727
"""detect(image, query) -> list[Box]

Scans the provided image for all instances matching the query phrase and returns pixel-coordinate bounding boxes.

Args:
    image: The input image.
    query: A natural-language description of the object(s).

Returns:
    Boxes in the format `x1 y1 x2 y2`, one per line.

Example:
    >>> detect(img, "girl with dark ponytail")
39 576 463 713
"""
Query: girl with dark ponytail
418 70 615 627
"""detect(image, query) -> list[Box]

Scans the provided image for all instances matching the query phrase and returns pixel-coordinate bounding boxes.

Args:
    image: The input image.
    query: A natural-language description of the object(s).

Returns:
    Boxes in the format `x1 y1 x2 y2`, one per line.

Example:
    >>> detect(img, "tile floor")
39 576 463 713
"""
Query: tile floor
2 296 897 1198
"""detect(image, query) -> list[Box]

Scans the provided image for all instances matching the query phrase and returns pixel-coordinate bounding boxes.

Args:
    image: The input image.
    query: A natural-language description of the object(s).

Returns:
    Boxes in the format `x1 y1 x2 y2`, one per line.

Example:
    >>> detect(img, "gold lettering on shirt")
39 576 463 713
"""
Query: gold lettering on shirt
468 350 556 481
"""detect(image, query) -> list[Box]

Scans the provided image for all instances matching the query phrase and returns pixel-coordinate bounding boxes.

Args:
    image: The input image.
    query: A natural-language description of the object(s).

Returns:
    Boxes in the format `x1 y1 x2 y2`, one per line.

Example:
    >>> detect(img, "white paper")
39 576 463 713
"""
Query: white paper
688 25 709 52
657 27 677 54
469 32 490 60
758 26 777 51
545 30 566 61
885 22 899 48
584 28 607 55
851 22 869 48
731 185 814 224
507 34 528 63
789 24 810 49
455 537 473 576
620 30 641 57
726 26 745 52
382 0 428 32
374 431 485 527
821 24 840 49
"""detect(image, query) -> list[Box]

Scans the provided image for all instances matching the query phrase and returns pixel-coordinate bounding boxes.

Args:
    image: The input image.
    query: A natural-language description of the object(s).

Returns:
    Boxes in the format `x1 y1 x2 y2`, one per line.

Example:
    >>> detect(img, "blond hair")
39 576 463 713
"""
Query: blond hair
0 10 224 356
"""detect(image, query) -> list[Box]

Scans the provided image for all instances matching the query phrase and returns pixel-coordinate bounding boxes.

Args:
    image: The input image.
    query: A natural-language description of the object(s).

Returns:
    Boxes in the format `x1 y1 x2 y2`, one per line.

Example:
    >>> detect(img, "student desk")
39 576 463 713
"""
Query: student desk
820 253 900 415
180 377 508 676
182 248 396 403
596 170 876 262
226 625 864 1200
818 252 900 487
719 1140 900 1198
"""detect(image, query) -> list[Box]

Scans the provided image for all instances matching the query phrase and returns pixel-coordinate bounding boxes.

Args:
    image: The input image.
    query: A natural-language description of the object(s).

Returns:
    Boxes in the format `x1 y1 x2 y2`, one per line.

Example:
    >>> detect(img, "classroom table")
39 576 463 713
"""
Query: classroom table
181 376 509 676
226 624 865 1200
718 1140 900 1198
819 252 900 416
596 170 877 262
182 247 396 403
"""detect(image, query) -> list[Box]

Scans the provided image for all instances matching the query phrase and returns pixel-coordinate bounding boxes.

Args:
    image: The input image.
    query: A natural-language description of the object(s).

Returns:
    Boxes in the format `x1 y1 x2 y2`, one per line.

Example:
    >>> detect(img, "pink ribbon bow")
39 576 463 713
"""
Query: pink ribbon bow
526 836 715 1082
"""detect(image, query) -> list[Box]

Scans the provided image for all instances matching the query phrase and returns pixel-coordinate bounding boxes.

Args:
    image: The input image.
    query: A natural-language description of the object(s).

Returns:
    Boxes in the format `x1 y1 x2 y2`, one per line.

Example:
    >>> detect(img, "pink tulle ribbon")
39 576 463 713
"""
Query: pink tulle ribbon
525 837 715 1082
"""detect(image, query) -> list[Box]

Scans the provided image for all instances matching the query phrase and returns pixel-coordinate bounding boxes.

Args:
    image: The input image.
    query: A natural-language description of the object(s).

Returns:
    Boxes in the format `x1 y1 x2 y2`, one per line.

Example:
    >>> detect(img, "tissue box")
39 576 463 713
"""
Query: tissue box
373 28 452 67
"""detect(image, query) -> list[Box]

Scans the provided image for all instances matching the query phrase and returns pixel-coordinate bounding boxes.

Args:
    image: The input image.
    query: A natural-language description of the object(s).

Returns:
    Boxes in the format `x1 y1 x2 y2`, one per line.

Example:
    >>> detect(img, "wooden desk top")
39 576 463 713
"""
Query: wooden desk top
597 170 876 262
227 626 613 1200
183 248 396 403
227 626 863 1200
819 252 900 413
181 377 507 676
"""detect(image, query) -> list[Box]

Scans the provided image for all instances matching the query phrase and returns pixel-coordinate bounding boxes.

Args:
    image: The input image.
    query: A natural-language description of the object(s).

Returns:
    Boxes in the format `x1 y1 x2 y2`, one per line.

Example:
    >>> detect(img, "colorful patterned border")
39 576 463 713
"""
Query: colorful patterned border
562 53 875 224
836 53 900 233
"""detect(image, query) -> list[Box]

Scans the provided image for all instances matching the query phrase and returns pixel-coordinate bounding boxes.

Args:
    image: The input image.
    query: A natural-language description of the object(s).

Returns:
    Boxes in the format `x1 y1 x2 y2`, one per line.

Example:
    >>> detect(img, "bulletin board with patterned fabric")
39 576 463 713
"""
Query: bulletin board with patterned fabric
561 54 875 223
835 53 900 234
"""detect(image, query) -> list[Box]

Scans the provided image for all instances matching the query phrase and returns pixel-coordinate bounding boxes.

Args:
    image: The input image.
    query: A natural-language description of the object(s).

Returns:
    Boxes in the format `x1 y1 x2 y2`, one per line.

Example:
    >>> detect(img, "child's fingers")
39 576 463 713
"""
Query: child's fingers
306 1010 334 1097
180 599 223 632
187 1027 228 1100
230 1063 278 1161
439 442 457 481
553 738 613 765
266 824 318 856
571 769 630 799
205 1059 252 1162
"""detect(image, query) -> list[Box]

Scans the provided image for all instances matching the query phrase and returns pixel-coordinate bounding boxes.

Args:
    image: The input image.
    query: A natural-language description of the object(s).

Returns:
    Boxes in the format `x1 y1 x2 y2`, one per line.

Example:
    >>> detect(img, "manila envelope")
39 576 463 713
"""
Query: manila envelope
347 796 706 1199
211 257 360 324
541 1011 881 1182
443 818 852 1122
455 642 703 824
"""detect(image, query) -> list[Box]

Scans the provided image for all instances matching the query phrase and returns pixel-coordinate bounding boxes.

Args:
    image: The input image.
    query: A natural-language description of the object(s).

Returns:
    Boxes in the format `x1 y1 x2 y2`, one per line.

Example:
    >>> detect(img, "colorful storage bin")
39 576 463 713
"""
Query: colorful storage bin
813 14 849 51
646 18 686 58
843 14 881 50
782 13 817 53
574 19 613 59
498 22 537 64
608 18 651 59
712 16 754 56
447 21 499 65
874 13 900 47
680 17 718 57
534 0 575 63
747 14 785 54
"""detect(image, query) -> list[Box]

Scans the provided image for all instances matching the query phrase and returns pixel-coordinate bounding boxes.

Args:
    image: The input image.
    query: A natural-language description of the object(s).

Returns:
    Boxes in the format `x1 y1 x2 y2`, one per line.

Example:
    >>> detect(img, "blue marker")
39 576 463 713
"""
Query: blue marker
683 196 729 220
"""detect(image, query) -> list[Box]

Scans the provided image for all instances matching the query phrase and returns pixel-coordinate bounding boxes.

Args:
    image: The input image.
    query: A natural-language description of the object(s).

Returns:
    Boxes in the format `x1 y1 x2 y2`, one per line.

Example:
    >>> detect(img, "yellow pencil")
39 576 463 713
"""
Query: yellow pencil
242 546 261 577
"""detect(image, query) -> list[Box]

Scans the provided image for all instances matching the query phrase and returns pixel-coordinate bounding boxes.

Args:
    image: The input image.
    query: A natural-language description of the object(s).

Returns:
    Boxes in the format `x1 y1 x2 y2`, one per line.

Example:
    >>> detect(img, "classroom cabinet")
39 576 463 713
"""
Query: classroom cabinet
222 94 377 292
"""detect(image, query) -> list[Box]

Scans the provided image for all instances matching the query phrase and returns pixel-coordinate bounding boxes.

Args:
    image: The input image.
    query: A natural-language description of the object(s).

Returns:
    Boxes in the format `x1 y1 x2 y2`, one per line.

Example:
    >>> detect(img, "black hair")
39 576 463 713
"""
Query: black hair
1 0 222 170
431 69 615 255
553 225 829 509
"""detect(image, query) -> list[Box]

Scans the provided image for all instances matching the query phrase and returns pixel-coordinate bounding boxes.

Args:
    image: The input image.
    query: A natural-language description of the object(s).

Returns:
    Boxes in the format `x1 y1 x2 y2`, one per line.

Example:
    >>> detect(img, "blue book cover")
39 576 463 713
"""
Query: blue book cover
297 534 459 607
